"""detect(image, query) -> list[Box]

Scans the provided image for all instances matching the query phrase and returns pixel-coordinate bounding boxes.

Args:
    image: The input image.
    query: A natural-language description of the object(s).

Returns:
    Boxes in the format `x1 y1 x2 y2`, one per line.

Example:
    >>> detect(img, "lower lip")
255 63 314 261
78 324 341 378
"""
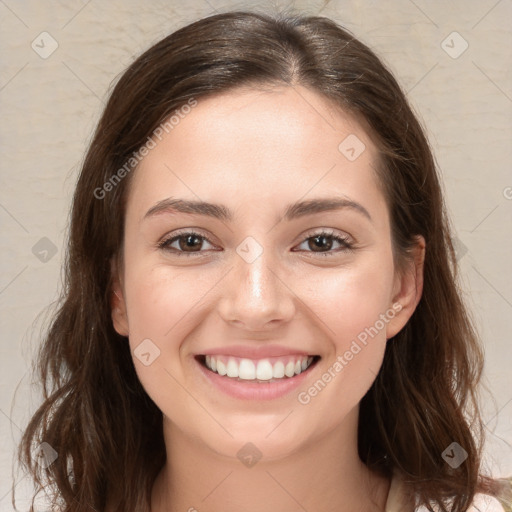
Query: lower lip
195 357 317 401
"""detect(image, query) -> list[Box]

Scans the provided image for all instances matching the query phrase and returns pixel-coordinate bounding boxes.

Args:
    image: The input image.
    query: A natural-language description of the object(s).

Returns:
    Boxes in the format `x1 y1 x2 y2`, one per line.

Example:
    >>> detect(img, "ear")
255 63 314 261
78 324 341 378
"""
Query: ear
385 236 426 339
110 257 129 337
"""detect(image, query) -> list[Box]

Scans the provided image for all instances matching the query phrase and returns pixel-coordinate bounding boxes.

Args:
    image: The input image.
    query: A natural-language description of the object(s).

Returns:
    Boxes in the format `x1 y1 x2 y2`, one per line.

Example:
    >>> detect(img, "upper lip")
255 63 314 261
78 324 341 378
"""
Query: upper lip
198 344 317 359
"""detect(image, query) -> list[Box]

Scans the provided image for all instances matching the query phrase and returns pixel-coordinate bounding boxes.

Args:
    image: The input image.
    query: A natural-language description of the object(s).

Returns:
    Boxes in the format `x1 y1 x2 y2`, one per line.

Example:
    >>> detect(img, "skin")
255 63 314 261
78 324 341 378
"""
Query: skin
111 85 425 512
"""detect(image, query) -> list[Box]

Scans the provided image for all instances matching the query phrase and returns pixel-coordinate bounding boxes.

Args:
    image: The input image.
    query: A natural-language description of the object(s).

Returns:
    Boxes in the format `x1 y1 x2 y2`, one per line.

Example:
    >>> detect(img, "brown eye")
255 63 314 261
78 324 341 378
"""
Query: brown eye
176 234 203 252
308 234 334 252
294 230 353 255
159 231 215 255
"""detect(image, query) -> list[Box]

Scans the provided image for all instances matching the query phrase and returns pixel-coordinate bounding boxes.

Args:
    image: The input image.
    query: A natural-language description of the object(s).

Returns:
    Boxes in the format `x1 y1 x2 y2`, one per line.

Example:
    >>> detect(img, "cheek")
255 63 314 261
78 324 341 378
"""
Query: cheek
122 264 219 432
302 258 395 345
124 264 209 367
294 258 395 408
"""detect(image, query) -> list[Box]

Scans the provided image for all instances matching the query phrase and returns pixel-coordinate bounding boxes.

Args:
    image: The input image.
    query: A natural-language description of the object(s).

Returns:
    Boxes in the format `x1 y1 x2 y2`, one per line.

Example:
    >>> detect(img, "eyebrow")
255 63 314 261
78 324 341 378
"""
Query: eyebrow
143 196 372 223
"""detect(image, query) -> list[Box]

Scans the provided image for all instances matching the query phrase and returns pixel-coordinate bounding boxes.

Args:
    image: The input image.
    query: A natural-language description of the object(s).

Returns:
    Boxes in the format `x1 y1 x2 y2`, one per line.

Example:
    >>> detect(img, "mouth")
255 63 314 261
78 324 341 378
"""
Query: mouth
195 354 321 384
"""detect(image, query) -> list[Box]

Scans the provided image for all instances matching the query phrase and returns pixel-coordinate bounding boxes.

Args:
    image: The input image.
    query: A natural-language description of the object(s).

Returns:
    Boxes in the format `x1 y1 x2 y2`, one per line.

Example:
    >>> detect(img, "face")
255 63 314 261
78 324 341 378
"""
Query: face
111 86 423 461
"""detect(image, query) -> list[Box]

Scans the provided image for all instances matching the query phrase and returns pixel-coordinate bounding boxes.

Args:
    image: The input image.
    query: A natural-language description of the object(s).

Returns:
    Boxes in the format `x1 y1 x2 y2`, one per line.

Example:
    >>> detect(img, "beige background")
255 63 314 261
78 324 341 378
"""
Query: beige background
1 0 511 509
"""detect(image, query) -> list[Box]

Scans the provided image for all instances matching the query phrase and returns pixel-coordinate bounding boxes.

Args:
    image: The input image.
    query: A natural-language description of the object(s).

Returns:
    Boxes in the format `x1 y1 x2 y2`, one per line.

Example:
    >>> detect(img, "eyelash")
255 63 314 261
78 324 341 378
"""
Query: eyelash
157 229 354 257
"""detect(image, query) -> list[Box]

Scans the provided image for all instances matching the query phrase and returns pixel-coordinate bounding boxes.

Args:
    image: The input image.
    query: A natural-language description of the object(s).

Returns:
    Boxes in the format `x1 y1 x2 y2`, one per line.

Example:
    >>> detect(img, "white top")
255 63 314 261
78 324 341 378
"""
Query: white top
385 476 506 512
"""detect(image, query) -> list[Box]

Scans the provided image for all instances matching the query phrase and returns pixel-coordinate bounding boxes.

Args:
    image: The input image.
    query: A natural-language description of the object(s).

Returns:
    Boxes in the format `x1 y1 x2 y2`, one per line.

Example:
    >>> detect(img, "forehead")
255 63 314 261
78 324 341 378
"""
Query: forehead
154 85 373 158
127 86 385 222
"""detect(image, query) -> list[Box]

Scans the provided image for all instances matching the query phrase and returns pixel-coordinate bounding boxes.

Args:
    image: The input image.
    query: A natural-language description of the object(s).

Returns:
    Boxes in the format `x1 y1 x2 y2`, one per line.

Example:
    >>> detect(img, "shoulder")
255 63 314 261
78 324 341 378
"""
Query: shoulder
385 476 507 512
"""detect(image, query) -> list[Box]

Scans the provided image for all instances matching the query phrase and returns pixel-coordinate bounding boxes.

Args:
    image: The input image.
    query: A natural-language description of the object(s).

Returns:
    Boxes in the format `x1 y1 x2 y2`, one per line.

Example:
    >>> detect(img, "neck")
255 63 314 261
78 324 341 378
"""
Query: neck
151 406 390 512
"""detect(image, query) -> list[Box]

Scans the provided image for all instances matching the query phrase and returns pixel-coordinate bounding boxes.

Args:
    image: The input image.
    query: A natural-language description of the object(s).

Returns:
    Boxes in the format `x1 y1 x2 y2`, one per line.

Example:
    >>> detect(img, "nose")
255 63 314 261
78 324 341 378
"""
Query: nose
217 247 296 331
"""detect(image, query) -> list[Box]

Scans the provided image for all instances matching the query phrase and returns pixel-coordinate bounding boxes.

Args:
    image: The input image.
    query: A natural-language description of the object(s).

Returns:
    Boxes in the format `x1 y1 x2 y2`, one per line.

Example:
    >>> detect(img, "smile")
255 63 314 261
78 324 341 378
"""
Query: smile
203 354 316 382
194 345 321 400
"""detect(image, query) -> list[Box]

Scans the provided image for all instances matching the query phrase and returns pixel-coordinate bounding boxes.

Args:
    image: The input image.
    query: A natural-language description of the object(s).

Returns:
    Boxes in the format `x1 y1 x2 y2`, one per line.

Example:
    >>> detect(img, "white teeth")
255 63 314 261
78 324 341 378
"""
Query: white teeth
226 358 238 378
285 361 295 377
217 360 227 376
273 361 285 378
256 360 273 380
238 359 256 380
203 355 315 381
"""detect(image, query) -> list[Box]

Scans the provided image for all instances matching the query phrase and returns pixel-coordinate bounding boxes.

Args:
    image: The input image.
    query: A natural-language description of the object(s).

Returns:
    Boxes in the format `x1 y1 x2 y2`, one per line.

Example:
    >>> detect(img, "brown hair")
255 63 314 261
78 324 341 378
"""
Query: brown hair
16 9 506 512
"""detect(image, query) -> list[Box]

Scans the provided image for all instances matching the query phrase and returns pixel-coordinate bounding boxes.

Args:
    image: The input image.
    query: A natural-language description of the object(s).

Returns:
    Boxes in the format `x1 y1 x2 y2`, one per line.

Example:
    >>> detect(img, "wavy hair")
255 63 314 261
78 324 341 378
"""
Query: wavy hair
16 9 507 512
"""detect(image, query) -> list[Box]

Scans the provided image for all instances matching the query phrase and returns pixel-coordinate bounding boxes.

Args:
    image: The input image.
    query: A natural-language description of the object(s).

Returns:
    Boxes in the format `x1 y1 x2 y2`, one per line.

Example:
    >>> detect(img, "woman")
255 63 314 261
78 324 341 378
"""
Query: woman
17 10 510 512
